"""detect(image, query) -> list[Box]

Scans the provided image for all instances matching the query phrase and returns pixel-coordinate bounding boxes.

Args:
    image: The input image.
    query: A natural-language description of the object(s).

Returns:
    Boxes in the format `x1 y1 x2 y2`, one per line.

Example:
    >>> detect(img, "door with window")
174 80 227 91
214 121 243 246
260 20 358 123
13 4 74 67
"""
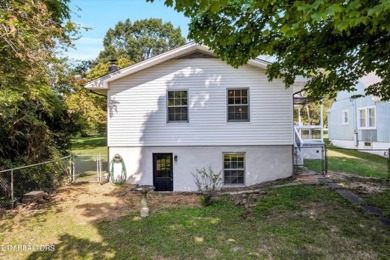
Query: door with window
153 153 173 191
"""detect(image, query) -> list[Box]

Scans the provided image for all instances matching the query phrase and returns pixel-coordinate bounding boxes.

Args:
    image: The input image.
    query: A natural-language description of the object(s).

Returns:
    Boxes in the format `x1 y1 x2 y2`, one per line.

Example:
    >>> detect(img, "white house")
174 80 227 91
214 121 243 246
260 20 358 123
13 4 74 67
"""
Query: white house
328 73 390 151
85 43 307 191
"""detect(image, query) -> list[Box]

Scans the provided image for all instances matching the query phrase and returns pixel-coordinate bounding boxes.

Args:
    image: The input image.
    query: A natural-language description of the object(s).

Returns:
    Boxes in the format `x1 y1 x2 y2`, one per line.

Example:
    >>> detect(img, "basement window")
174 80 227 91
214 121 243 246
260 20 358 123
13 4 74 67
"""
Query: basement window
223 153 245 184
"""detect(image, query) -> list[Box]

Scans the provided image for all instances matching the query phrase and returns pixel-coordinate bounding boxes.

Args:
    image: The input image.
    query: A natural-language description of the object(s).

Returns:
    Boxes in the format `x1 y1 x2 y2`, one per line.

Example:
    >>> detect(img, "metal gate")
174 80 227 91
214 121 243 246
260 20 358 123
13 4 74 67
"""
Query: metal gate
72 154 108 183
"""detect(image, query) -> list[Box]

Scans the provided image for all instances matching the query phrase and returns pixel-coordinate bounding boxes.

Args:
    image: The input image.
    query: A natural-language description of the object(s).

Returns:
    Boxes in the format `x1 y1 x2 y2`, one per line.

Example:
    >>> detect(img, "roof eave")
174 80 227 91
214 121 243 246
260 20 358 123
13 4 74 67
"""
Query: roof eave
85 42 213 89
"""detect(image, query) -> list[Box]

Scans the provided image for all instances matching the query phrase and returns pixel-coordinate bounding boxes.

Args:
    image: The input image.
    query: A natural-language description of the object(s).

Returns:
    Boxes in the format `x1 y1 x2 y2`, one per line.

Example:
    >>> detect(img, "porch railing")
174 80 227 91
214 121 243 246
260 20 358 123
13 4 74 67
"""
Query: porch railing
294 125 323 144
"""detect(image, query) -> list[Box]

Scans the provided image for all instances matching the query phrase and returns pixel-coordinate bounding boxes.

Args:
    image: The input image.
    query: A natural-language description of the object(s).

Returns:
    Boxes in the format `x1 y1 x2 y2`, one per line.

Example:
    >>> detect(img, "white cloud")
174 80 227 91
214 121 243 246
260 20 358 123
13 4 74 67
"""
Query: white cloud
75 37 103 45
66 48 102 61
63 37 103 61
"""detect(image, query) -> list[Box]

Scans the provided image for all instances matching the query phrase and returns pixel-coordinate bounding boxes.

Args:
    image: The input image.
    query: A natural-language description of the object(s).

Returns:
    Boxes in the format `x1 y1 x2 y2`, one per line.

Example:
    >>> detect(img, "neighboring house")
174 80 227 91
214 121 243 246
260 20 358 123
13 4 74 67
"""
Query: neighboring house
85 43 306 191
328 73 390 150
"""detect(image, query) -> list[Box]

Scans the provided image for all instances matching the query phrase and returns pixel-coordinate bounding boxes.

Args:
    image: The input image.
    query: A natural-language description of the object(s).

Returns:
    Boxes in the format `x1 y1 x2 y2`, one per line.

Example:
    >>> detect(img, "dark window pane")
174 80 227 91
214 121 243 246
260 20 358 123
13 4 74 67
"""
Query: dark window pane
231 161 237 168
227 89 249 121
167 91 188 122
223 154 245 184
182 112 188 121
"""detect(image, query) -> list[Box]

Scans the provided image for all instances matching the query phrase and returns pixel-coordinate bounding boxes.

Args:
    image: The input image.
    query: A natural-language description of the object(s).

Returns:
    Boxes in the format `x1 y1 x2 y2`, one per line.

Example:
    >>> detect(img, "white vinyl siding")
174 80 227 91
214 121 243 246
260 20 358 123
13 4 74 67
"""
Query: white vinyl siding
107 58 293 146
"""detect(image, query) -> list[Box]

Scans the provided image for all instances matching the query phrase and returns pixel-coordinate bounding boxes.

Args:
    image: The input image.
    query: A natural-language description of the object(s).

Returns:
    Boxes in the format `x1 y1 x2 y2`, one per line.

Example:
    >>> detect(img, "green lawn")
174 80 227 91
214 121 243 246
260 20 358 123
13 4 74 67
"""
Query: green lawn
304 144 389 178
1 185 389 259
70 136 108 181
71 136 107 155
2 137 388 258
359 189 390 217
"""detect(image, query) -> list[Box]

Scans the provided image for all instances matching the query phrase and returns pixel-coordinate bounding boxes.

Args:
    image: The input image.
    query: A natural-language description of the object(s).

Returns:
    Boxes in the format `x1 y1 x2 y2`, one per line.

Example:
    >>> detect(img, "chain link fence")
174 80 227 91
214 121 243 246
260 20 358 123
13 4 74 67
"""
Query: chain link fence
327 147 390 179
296 145 390 179
0 156 72 209
72 154 108 183
294 144 327 175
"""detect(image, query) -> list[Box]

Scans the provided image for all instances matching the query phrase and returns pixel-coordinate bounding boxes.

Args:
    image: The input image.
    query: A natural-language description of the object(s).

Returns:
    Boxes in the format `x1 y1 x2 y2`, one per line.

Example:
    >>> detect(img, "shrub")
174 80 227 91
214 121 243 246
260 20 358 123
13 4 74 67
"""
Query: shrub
191 166 222 206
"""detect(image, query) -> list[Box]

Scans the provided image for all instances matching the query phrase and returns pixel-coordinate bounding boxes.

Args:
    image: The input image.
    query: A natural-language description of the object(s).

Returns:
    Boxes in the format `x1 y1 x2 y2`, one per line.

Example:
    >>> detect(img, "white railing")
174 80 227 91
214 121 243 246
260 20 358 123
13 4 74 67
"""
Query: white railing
294 125 323 144
294 126 303 149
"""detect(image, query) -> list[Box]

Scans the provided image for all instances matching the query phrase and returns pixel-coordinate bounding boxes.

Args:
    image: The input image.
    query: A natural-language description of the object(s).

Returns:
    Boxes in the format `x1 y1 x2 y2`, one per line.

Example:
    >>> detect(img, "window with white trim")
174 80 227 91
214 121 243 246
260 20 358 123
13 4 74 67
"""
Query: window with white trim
342 110 349 125
358 107 376 129
368 107 376 128
359 109 366 128
167 91 188 122
223 153 245 184
227 89 249 121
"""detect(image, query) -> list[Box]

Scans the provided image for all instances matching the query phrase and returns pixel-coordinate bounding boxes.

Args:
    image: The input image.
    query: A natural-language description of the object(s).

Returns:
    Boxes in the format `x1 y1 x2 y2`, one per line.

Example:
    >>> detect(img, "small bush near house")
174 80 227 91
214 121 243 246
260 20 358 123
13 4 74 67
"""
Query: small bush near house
192 166 222 206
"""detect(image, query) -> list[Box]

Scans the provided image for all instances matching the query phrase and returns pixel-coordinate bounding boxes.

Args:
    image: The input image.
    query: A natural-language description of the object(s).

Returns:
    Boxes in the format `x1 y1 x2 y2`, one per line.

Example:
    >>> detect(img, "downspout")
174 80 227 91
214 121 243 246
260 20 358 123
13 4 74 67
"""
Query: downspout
320 99 324 142
352 98 358 147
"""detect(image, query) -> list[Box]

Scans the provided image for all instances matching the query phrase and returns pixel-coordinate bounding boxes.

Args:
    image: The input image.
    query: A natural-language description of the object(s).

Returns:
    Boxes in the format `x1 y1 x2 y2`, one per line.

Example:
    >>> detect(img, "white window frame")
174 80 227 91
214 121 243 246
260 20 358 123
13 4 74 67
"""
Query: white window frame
223 153 246 185
358 108 366 128
358 106 376 129
342 110 349 125
367 106 376 128
166 90 189 123
226 88 250 122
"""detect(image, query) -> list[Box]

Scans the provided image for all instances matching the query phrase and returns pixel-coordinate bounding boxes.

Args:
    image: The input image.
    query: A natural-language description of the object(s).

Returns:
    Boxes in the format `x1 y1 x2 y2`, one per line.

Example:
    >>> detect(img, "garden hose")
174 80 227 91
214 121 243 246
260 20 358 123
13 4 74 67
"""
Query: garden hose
109 154 127 185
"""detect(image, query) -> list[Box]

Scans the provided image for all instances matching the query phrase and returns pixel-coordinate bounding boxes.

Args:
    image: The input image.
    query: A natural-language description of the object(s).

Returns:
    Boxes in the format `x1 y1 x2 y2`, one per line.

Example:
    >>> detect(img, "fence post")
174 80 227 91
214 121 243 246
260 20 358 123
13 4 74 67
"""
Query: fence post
99 153 102 183
72 154 76 183
388 148 390 181
322 145 328 176
10 169 14 209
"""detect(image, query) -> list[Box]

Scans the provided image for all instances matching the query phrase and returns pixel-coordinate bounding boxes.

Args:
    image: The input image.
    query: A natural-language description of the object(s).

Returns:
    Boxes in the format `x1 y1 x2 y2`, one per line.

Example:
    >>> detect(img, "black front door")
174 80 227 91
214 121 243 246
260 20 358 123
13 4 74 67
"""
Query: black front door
153 153 173 191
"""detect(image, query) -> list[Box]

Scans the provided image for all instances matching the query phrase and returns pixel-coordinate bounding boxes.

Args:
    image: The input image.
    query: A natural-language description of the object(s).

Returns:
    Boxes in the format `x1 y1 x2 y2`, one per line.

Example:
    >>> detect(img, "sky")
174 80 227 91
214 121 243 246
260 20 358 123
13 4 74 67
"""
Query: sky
66 0 190 61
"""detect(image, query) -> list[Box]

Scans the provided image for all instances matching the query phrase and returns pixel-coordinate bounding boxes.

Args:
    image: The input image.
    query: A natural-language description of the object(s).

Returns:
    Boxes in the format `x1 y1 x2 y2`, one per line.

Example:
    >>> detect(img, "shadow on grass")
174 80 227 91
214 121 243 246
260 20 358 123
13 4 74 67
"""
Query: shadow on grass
22 184 390 259
27 234 115 259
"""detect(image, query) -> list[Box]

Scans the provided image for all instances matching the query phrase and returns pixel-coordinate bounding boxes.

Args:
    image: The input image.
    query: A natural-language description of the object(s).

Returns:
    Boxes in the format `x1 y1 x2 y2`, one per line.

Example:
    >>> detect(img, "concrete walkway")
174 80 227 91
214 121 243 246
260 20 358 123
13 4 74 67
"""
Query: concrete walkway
327 180 390 225
224 169 390 225
299 171 390 226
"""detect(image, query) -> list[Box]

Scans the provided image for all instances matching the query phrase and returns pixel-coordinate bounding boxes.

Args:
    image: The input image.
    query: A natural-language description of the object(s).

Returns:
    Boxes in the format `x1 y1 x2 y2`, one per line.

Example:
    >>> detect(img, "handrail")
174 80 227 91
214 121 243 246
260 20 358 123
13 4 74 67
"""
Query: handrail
295 125 322 129
294 126 303 148
295 125 323 143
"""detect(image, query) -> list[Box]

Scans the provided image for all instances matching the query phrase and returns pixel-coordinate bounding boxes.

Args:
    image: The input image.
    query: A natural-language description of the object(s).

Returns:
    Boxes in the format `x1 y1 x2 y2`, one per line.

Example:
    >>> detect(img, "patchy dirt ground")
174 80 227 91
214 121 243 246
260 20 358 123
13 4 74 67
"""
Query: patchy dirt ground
324 171 389 194
52 182 201 224
4 168 388 224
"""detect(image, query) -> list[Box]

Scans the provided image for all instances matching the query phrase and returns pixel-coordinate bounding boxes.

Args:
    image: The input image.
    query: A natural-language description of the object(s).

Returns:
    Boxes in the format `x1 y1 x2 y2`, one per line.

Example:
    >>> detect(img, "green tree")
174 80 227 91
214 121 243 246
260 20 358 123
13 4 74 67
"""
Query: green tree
83 18 187 130
52 59 108 136
0 0 80 168
87 58 133 80
293 96 334 128
151 0 390 101
97 18 186 63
